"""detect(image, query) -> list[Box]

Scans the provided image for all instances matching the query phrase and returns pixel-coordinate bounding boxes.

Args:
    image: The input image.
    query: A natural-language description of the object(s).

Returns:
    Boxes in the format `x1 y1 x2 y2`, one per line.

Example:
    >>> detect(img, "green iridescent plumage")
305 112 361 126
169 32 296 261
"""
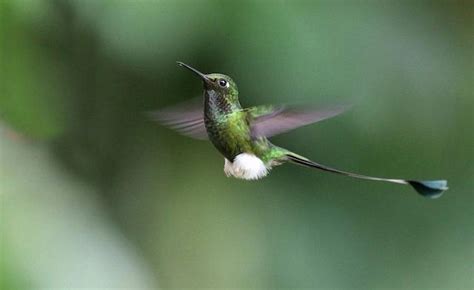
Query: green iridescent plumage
150 62 448 198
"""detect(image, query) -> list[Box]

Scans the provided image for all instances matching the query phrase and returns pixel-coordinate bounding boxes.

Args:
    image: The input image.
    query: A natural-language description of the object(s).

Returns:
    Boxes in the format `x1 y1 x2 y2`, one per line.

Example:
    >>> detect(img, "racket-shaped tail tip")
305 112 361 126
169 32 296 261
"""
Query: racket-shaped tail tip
408 180 448 198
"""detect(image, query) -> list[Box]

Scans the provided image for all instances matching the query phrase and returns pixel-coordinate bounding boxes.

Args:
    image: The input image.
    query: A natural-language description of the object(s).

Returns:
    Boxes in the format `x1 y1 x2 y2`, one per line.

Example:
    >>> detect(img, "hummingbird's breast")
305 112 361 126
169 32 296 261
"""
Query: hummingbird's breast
204 90 252 161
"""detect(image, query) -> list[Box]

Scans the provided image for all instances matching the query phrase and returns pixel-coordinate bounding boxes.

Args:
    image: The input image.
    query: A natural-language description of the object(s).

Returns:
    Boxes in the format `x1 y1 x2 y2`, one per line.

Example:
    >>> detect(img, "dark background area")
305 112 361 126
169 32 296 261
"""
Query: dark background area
1 1 473 289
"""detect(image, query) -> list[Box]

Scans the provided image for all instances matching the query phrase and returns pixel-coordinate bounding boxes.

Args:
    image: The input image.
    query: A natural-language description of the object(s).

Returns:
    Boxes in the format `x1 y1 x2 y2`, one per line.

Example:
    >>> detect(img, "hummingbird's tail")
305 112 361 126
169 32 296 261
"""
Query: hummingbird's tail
285 153 447 198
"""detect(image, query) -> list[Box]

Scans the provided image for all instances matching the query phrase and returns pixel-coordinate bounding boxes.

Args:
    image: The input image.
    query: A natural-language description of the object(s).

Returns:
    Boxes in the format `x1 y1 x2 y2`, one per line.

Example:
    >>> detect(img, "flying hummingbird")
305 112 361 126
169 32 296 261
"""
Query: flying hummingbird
151 62 448 198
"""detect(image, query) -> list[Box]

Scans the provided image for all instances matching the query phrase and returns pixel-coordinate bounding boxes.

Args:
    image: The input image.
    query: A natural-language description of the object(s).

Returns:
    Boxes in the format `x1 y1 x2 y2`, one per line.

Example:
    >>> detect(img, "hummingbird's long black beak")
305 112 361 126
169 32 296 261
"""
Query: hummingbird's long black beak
177 61 212 84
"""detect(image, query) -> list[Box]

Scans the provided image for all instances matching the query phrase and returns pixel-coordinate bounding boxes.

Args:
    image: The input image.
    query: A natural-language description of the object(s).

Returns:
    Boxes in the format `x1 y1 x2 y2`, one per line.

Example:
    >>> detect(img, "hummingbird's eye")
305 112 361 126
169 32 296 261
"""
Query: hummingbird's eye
218 79 228 88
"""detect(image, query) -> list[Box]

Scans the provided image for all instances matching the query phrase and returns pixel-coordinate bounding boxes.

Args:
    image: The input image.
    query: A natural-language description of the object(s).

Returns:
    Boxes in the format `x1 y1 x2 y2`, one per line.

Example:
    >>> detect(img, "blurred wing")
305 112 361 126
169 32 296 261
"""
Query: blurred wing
249 104 350 138
148 98 208 140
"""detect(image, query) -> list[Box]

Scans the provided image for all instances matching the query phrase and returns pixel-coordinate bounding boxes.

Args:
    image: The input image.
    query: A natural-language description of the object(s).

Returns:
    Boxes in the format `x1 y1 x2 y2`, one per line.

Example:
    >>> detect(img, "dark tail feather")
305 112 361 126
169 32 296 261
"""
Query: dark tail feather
286 153 448 198
406 180 447 198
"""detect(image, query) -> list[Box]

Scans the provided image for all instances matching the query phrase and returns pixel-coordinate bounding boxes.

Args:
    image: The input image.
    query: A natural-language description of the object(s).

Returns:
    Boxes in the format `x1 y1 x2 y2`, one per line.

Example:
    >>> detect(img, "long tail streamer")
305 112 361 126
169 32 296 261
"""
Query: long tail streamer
286 154 447 198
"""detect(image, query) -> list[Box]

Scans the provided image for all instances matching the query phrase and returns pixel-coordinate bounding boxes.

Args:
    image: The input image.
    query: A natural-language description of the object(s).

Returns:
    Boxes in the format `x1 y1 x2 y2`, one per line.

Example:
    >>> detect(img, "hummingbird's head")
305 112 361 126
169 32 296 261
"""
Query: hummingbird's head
205 73 238 94
177 62 238 96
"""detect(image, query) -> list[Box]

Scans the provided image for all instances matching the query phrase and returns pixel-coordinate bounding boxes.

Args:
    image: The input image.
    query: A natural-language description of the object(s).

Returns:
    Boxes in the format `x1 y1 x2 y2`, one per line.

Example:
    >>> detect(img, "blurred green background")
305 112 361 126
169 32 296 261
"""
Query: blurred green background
1 0 473 289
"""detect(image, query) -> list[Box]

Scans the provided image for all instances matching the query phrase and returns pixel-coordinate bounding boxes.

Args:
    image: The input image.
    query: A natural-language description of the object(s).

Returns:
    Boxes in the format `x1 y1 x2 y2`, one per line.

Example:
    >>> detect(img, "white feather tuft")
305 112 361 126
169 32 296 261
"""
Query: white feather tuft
224 153 269 180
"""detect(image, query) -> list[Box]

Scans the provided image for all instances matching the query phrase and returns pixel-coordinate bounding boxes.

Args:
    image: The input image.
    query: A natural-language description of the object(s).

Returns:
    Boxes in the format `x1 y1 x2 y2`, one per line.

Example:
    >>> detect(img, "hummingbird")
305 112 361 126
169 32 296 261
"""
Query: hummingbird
150 62 448 198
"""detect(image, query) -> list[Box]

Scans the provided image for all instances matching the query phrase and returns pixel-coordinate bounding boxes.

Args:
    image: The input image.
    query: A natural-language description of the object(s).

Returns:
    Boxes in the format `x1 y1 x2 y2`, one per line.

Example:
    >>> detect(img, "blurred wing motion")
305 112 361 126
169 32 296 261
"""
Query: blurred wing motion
150 99 350 140
248 104 351 138
148 98 208 140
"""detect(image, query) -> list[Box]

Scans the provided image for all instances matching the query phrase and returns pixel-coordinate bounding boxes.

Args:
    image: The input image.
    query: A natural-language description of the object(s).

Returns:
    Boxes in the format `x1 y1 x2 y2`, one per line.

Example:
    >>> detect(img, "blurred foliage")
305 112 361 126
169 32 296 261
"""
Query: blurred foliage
1 0 473 289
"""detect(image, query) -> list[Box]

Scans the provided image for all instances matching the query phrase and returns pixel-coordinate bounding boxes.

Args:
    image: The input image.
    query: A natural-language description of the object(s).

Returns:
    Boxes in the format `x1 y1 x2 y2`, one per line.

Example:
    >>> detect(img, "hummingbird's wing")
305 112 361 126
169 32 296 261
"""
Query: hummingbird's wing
148 98 208 140
248 104 350 138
